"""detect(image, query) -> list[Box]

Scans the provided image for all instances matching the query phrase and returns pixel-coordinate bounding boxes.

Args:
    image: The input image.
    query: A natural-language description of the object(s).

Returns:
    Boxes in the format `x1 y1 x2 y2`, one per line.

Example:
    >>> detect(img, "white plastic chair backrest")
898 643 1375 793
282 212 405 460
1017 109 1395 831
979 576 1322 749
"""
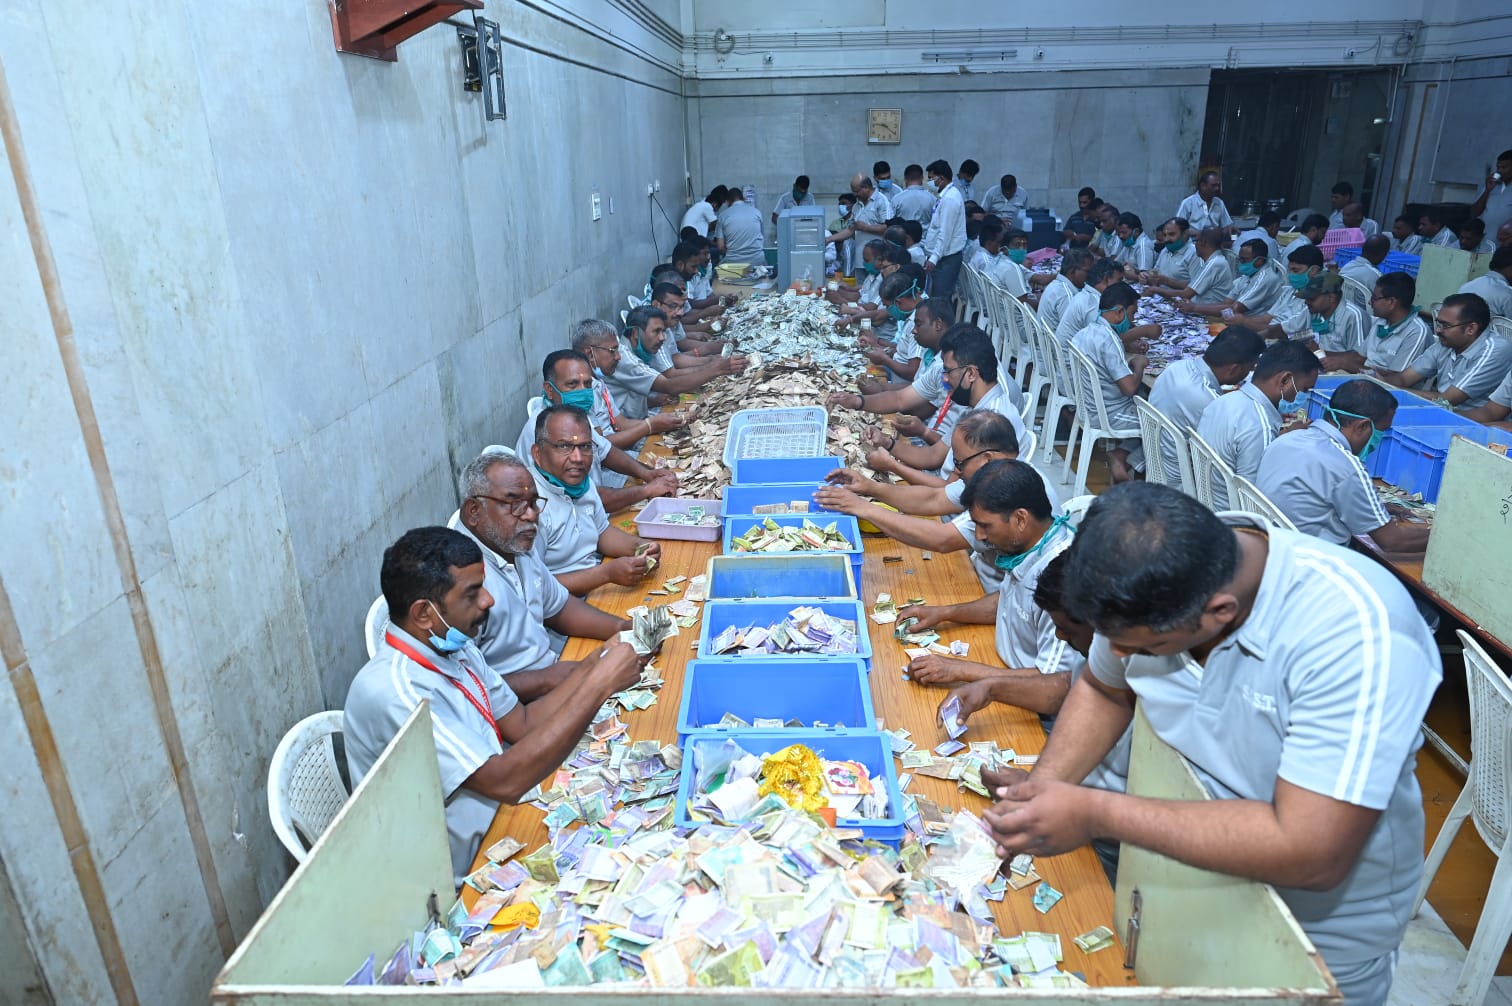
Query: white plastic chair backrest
267 710 349 863
1067 345 1136 434
1339 274 1371 310
1133 397 1195 492
1491 316 1512 341
1458 629 1512 852
364 595 389 658
1230 475 1297 530
1185 426 1238 510
986 278 1017 359
1040 318 1078 402
1061 494 1096 520
620 309 629 325
627 294 641 310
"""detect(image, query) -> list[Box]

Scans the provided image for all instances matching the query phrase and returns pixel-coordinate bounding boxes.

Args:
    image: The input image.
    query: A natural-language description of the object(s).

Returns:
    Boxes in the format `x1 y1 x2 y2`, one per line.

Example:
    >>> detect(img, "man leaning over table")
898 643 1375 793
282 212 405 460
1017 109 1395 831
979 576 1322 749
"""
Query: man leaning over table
450 450 628 700
345 525 642 883
983 483 1439 1006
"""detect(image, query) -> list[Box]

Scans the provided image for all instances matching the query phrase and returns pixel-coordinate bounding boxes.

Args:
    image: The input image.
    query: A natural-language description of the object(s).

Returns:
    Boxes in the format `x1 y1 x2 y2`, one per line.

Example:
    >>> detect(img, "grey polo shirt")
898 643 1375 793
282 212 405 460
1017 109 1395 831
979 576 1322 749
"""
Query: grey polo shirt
945 469 1061 593
983 256 1029 298
1154 242 1196 284
1364 315 1435 373
1460 271 1512 319
515 396 611 487
1189 252 1235 305
448 518 570 670
1085 517 1440 970
716 201 766 265
1407 332 1512 408
1338 257 1380 292
1071 318 1141 431
911 356 966 441
1313 299 1370 356
993 520 1079 677
1197 380 1281 503
1234 268 1283 315
890 185 935 225
602 342 661 420
1148 358 1221 483
1256 422 1389 544
1037 274 1079 335
1482 182 1512 241
1176 192 1232 231
1266 287 1312 338
1388 233 1423 255
1430 227 1459 248
1055 286 1101 346
1492 367 1512 409
344 626 521 883
940 383 1028 478
530 468 610 575
1115 232 1156 273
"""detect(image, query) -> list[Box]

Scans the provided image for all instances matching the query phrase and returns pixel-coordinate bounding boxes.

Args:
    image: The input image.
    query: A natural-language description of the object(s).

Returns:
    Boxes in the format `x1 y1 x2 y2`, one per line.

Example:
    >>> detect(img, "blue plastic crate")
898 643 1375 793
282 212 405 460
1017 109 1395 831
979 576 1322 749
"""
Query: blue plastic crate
731 455 844 486
705 553 857 600
1333 247 1420 277
721 481 835 515
1380 426 1510 503
698 598 873 668
722 514 864 580
674 729 905 844
675 658 874 742
1304 377 1451 423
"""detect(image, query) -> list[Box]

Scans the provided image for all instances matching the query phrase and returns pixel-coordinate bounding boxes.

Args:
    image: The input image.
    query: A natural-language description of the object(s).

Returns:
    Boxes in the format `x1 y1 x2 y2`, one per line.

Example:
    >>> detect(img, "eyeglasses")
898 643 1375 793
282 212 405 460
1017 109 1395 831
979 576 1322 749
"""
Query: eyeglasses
1433 319 1469 332
472 494 546 517
1369 293 1390 303
584 343 620 357
954 448 1000 467
541 440 592 456
941 363 972 379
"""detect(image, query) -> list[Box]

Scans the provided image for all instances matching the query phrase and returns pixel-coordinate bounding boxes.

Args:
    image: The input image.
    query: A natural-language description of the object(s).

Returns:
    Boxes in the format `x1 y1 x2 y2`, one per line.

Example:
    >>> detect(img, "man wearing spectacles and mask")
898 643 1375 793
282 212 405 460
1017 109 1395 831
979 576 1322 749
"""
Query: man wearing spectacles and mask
1382 293 1510 410
530 406 661 596
449 450 630 700
1257 379 1431 554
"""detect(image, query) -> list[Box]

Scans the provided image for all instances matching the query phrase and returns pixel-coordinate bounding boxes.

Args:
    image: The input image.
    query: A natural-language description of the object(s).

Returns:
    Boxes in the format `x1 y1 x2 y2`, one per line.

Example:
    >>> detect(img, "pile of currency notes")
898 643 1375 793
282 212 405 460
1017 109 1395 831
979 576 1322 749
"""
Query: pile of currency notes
645 503 721 528
730 517 855 553
708 605 860 656
349 799 1096 989
681 737 888 822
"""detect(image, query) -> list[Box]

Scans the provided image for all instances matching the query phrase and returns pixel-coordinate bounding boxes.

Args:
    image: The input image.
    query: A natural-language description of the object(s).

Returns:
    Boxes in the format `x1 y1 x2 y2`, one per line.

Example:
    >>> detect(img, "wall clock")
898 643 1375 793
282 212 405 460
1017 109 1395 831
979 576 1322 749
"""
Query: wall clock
867 108 901 144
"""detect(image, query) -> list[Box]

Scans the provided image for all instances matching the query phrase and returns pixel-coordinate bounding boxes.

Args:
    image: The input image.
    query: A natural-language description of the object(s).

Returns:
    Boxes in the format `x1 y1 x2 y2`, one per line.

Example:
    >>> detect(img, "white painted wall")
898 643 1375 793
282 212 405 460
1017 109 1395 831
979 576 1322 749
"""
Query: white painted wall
0 1 684 1002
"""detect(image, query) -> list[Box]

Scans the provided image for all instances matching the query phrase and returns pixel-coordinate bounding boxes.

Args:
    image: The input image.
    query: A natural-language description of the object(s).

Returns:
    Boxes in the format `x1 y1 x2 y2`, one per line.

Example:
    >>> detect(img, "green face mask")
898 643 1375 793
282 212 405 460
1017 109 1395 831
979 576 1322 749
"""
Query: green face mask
1287 271 1310 291
993 515 1074 572
534 463 591 500
863 261 880 275
1121 234 1137 248
634 334 656 364
1166 237 1185 252
1310 314 1331 335
1007 247 1028 264
1326 407 1384 458
922 348 937 368
548 381 595 413
1112 310 1132 335
1237 261 1259 277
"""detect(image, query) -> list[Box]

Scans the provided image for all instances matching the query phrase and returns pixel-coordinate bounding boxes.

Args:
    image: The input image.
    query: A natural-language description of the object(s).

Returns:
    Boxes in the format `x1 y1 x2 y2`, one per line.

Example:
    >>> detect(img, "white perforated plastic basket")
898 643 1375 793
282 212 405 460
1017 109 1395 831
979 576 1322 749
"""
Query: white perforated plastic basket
723 407 829 466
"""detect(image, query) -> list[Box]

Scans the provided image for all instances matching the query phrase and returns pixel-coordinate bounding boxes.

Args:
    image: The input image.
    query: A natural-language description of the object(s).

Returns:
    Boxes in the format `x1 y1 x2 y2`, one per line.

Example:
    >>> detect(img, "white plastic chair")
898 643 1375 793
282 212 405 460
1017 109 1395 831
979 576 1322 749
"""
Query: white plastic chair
364 595 389 658
1006 298 1039 400
1134 397 1196 496
1414 630 1512 1006
1229 475 1296 530
1061 494 1096 520
1491 316 1512 341
619 309 629 325
1062 346 1143 497
1186 427 1239 511
267 711 349 862
627 294 642 310
1032 322 1079 471
1339 274 1371 310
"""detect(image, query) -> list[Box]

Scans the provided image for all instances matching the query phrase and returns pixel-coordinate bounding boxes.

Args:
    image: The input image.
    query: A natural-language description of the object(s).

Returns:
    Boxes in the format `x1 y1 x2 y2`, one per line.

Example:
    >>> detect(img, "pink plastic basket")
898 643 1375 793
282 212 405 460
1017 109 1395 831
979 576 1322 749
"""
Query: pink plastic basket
634 498 723 542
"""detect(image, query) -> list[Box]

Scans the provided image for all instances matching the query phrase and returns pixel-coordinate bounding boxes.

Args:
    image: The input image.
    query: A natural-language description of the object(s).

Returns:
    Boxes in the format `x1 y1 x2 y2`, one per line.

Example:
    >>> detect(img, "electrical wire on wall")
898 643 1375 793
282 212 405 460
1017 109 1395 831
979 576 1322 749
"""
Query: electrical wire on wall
651 192 682 259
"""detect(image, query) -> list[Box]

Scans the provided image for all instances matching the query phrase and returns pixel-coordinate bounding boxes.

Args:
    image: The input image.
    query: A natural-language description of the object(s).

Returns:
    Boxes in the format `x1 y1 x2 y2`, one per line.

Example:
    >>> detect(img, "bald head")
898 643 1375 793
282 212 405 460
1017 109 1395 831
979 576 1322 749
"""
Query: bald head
1361 234 1390 265
1341 202 1366 228
851 173 875 198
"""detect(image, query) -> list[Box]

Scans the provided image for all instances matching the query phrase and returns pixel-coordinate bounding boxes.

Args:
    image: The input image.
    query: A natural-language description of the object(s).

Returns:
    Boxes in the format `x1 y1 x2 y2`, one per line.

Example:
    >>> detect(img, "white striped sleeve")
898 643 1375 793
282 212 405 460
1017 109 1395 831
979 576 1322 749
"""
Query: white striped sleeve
1282 550 1435 808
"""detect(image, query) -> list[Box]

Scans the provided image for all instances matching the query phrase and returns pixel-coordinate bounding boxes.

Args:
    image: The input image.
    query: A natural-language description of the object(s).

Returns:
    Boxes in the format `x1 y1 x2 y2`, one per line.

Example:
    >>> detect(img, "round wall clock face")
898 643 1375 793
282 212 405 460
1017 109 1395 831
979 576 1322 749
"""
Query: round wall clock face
868 108 901 144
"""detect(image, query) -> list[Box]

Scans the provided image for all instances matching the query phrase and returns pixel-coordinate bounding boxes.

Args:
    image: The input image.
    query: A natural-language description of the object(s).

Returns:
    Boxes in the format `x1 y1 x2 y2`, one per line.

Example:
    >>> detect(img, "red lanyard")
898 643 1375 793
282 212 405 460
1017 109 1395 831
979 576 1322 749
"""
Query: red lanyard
930 396 954 431
598 384 617 425
384 632 499 740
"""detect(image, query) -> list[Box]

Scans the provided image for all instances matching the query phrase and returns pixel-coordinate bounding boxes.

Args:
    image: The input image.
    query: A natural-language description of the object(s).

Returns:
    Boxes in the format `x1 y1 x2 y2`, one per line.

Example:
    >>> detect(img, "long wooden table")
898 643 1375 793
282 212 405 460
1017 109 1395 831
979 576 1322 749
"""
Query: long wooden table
472 521 1135 987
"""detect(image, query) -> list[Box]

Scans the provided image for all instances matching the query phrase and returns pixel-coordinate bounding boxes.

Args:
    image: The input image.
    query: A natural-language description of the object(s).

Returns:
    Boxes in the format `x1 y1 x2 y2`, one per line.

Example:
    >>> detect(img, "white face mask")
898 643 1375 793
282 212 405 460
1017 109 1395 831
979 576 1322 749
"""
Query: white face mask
926 179 940 195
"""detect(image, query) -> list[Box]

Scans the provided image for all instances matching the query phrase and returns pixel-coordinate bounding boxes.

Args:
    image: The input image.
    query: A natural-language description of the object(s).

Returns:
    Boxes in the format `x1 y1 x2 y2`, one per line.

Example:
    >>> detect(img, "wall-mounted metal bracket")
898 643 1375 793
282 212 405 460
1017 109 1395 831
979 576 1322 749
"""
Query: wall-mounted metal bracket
457 14 506 122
